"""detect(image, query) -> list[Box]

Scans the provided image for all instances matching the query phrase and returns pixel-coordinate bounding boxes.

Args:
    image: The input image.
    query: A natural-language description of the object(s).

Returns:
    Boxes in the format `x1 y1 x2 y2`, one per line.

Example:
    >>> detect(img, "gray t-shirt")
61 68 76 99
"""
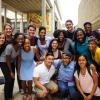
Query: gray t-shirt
0 49 6 62
5 44 20 62
64 38 73 54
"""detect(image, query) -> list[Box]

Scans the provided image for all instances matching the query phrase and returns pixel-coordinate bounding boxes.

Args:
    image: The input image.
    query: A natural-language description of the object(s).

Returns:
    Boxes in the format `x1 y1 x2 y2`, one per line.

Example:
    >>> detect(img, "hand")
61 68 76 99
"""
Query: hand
83 95 88 100
40 56 45 61
87 95 92 100
10 72 15 79
41 88 48 97
90 64 96 72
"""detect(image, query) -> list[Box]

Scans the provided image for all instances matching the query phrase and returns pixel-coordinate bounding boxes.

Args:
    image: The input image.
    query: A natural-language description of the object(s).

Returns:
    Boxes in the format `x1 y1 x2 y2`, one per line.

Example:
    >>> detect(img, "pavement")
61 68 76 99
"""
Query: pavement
0 69 69 100
0 69 25 100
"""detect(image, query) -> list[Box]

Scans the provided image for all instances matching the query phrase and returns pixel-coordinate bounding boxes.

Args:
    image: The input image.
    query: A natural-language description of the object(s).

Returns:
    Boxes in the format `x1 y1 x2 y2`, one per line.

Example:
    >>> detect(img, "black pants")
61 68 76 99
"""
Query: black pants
15 62 22 90
0 62 15 100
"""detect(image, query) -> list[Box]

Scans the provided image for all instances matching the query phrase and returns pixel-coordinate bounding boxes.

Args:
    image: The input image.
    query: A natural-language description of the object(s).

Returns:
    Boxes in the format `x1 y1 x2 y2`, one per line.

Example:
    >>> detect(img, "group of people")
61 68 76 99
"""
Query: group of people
0 19 100 100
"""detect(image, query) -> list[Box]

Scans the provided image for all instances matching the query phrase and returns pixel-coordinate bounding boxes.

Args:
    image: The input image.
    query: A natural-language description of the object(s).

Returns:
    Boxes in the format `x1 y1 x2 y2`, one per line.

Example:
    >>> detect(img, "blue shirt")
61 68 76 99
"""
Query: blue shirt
37 36 51 56
57 61 76 86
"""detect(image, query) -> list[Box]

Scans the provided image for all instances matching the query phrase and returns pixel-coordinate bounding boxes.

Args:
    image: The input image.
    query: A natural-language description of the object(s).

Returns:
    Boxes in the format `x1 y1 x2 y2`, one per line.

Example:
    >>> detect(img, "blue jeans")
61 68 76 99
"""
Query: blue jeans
57 80 81 100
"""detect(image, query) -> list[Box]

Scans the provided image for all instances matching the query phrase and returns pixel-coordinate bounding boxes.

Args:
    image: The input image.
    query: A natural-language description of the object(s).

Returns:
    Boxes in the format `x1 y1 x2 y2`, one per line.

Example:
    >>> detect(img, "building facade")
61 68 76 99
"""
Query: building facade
78 0 100 29
0 0 62 35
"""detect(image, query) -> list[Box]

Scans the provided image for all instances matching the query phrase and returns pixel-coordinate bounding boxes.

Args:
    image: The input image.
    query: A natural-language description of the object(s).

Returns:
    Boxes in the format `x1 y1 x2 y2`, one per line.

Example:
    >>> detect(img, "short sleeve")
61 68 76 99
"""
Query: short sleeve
74 71 79 80
33 67 40 78
5 44 12 56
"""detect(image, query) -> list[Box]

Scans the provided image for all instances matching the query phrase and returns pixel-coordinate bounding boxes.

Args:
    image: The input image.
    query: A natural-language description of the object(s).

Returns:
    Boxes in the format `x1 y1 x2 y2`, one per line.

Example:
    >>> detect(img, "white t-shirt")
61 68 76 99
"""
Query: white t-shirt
74 69 100 96
33 62 55 85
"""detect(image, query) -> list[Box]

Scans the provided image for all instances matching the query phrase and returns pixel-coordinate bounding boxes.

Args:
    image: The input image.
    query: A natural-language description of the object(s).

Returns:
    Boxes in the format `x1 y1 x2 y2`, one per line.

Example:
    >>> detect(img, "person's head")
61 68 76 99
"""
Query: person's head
76 55 89 70
62 52 72 66
3 23 13 36
0 33 5 46
84 22 92 34
44 52 54 68
74 28 86 43
27 25 36 38
57 30 66 41
88 36 98 52
65 20 74 32
13 33 25 47
38 26 46 39
49 39 58 51
23 38 31 52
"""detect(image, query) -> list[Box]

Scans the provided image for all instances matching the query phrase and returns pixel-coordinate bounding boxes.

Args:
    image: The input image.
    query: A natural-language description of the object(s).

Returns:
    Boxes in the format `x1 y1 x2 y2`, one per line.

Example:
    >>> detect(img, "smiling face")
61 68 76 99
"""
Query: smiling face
78 56 87 68
39 29 46 39
88 41 97 52
45 55 54 68
23 38 31 52
17 34 24 47
51 40 58 50
84 24 92 34
76 31 85 42
28 27 36 38
65 21 73 32
58 32 64 41
0 34 5 46
62 54 71 66
4 25 12 36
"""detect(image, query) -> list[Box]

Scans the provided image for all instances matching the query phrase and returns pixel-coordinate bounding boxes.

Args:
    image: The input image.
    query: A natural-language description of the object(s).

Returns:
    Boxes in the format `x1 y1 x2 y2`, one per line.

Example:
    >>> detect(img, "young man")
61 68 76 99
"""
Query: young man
27 25 38 46
57 53 81 100
84 22 100 47
65 20 75 41
33 53 58 99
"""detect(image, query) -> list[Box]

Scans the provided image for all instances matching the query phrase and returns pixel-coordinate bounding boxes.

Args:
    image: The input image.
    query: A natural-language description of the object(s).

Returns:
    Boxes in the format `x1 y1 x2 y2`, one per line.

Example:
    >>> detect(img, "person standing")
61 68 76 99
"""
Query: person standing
3 23 13 44
27 25 38 46
65 20 75 41
5 33 24 100
37 26 51 61
18 38 35 100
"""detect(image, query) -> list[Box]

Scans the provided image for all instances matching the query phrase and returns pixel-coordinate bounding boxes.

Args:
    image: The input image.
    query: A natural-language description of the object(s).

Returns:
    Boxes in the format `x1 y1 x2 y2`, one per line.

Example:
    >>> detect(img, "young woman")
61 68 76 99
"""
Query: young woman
74 55 100 100
37 26 51 61
5 33 24 100
72 28 93 64
3 23 13 44
0 33 10 100
48 38 62 59
88 36 100 88
18 38 35 100
53 30 73 54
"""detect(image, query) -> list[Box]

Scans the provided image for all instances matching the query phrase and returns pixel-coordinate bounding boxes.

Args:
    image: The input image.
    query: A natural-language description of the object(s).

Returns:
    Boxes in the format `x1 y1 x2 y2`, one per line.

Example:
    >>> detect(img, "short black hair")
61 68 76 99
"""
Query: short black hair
46 52 54 57
39 26 46 33
62 52 72 58
88 36 98 44
84 22 92 27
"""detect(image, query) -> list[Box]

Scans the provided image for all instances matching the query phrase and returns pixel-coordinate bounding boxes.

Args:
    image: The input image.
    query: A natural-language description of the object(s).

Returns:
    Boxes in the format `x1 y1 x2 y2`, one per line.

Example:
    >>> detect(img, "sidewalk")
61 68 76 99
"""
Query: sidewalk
0 69 68 100
0 69 28 100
